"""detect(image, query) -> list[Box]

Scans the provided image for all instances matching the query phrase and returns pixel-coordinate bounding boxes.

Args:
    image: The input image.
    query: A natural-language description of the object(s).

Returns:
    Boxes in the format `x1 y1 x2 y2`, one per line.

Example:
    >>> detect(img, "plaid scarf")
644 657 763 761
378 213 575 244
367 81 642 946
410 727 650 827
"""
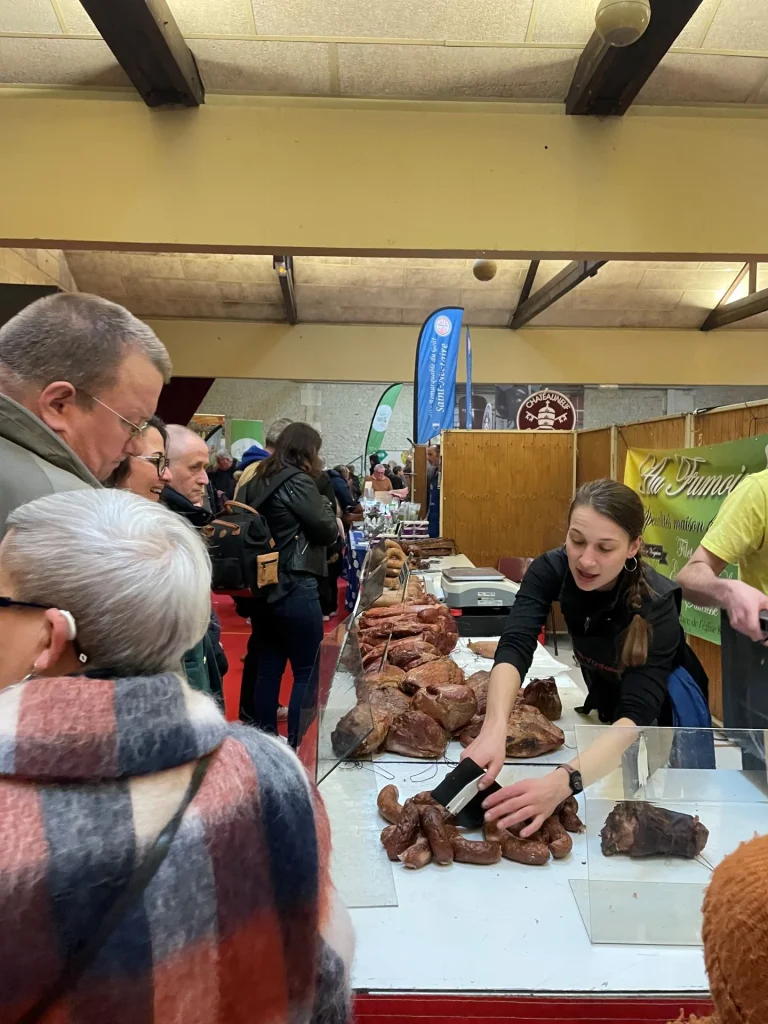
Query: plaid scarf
0 672 348 1024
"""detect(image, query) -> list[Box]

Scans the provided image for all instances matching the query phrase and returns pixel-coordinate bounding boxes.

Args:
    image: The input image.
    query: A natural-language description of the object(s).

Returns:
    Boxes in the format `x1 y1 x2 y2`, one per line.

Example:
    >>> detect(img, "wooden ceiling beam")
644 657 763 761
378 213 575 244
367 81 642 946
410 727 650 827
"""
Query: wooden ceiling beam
509 260 606 330
566 0 705 117
273 255 298 324
78 0 204 107
701 265 768 331
508 259 540 327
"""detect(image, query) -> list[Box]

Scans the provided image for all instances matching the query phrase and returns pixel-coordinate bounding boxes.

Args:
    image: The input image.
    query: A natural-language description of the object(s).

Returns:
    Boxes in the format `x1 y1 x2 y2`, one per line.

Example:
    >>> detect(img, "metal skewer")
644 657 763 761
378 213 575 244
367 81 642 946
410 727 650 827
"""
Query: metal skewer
378 630 394 672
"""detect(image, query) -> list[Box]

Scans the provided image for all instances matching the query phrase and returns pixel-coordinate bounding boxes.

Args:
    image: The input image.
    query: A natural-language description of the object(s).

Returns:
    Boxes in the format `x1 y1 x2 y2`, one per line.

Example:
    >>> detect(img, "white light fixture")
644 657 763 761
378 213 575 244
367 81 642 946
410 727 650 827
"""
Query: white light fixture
595 0 651 47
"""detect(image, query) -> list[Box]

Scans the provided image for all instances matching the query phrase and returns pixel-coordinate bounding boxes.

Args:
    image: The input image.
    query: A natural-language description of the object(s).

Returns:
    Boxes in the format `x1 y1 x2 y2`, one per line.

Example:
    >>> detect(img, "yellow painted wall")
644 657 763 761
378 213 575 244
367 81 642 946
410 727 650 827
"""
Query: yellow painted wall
1 92 768 257
148 319 768 385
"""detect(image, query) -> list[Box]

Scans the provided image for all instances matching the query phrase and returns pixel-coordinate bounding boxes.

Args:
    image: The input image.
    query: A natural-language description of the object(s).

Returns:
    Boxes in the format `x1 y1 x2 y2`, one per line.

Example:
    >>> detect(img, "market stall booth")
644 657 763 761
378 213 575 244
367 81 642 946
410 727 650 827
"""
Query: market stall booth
299 520 720 1022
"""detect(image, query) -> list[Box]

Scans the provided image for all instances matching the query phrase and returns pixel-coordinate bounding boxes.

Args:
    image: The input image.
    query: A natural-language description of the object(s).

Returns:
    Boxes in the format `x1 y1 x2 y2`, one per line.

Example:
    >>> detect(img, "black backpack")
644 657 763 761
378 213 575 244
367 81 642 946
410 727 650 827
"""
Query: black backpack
203 467 299 594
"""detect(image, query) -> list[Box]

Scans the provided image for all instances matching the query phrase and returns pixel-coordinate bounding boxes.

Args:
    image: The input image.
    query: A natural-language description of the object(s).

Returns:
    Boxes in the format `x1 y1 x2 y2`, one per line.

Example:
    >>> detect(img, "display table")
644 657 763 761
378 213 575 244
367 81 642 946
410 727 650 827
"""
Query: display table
323 548 714 1019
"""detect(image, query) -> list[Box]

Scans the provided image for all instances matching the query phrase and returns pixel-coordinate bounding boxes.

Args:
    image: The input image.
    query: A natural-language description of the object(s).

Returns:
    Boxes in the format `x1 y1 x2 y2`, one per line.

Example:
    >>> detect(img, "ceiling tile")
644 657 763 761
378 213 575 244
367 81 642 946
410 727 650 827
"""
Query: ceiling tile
673 0 722 47
337 43 580 99
405 267 470 290
119 254 186 277
168 0 253 35
71 273 128 297
529 308 709 328
181 254 275 283
637 52 768 105
703 0 768 51
559 287 684 311
0 37 128 87
295 263 406 287
461 286 520 310
191 39 330 94
0 0 61 33
348 256 468 268
250 0 532 43
56 0 98 33
530 0 592 44
639 268 739 290
465 309 511 326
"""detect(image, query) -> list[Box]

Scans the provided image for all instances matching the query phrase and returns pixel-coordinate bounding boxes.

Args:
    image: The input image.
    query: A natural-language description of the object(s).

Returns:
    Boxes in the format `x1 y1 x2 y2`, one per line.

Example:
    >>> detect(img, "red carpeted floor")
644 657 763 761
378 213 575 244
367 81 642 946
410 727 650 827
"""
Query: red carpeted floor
213 581 348 723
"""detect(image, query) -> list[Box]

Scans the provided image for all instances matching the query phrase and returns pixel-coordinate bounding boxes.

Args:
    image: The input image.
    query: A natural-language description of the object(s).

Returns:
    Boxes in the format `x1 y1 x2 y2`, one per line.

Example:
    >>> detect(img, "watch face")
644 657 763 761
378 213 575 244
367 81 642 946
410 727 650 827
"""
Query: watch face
571 770 584 794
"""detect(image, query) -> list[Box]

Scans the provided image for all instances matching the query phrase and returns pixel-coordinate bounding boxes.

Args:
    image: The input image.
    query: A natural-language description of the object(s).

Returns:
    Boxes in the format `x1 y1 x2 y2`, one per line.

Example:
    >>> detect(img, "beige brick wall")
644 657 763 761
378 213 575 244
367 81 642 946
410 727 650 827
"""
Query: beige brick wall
0 248 77 291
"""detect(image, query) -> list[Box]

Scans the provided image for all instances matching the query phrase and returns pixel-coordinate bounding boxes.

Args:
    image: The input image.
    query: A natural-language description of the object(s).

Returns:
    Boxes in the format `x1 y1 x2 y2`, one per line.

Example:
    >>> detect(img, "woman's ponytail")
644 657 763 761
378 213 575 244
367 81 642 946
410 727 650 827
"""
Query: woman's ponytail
619 555 653 669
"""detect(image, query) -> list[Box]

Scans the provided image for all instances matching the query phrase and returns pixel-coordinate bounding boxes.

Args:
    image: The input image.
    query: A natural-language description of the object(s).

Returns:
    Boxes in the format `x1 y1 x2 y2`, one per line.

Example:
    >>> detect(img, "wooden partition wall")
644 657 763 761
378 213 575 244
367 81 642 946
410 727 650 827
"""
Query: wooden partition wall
441 430 575 568
575 426 613 486
411 444 427 513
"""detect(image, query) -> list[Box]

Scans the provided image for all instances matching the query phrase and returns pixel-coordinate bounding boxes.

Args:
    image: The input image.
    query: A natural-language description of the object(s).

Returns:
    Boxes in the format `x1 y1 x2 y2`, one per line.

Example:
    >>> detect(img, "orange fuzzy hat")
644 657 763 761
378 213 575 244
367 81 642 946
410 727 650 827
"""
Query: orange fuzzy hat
670 833 768 1024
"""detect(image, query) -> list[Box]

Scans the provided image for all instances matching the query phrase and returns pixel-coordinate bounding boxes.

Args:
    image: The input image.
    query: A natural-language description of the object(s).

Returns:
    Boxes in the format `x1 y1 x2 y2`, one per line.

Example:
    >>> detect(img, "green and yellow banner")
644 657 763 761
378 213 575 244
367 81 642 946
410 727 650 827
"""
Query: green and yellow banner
624 434 768 643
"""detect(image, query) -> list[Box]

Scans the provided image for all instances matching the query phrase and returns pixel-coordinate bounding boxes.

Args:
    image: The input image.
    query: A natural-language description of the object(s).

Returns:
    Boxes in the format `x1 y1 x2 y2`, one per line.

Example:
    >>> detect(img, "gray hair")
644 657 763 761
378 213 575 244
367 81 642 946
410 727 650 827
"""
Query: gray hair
0 292 172 398
265 417 293 448
3 489 211 676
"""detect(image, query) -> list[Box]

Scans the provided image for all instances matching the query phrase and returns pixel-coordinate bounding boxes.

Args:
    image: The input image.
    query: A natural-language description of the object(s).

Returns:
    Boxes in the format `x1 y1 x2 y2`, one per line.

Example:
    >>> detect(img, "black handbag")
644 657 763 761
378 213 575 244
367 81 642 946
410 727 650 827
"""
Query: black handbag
15 755 211 1024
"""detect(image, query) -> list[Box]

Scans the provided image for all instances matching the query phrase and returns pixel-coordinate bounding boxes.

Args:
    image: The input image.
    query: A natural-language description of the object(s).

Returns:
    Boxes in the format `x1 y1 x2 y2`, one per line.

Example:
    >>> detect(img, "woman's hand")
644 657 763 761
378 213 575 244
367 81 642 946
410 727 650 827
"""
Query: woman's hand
482 768 571 837
460 722 507 789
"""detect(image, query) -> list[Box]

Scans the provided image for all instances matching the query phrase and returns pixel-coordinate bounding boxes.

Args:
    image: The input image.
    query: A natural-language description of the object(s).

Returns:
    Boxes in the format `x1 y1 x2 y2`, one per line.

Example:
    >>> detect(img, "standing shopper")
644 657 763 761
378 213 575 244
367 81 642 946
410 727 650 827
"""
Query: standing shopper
0 488 352 1024
238 423 337 747
0 292 170 530
465 480 710 837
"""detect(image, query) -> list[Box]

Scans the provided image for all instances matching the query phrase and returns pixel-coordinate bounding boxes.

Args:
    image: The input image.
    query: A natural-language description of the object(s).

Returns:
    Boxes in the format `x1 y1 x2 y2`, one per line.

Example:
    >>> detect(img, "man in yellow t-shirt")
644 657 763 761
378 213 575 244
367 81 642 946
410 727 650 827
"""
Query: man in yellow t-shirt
677 468 768 642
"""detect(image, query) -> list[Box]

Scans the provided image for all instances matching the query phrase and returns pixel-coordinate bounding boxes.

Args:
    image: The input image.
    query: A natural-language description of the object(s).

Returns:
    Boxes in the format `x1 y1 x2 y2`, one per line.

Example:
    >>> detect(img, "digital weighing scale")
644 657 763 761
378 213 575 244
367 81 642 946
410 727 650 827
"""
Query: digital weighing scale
441 567 519 636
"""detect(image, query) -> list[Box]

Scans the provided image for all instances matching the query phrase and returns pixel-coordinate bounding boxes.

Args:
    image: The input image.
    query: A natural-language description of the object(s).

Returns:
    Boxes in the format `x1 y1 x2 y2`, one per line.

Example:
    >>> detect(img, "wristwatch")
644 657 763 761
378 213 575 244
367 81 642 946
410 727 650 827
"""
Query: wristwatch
556 764 584 795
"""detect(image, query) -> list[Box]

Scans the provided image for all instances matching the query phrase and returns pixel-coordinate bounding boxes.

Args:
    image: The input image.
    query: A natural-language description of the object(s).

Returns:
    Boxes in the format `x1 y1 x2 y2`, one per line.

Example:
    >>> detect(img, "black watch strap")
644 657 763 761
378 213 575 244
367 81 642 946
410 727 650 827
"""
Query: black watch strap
557 764 584 794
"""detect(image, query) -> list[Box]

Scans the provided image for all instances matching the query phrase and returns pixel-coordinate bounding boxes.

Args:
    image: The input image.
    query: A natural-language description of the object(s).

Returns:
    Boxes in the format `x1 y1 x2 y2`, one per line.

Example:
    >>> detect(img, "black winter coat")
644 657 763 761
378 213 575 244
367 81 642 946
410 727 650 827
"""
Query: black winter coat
495 547 708 727
241 468 338 601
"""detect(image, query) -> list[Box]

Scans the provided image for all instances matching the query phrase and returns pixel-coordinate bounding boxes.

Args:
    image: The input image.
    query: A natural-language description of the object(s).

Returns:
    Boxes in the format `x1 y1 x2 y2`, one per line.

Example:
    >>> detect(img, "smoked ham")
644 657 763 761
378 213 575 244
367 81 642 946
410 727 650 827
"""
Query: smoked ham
385 710 448 759
412 684 477 733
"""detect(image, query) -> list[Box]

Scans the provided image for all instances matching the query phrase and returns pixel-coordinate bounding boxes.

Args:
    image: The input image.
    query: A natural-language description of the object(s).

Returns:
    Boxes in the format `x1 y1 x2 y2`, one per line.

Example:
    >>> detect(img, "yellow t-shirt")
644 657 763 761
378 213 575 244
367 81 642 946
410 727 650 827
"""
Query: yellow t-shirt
702 468 768 594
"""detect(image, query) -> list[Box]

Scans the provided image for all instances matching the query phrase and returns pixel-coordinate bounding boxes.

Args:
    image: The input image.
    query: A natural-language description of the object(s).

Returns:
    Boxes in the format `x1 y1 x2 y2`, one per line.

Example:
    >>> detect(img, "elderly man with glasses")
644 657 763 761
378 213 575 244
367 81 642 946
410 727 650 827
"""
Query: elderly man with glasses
0 291 172 531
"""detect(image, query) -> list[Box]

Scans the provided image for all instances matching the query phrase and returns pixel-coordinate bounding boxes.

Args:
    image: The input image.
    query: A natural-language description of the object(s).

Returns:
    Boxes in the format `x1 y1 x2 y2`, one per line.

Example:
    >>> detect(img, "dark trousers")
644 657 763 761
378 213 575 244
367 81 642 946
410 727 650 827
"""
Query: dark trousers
247 576 324 748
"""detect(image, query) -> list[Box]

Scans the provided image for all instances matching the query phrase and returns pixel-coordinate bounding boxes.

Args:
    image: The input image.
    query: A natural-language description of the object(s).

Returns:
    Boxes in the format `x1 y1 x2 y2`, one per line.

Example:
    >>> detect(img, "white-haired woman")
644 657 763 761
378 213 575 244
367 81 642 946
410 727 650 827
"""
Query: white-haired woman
0 489 352 1024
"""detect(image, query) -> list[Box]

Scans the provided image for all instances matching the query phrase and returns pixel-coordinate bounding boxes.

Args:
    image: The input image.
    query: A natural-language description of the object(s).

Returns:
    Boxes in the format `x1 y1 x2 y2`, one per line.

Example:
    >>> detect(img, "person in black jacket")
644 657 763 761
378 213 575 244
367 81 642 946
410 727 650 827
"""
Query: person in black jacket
239 422 338 747
467 479 709 837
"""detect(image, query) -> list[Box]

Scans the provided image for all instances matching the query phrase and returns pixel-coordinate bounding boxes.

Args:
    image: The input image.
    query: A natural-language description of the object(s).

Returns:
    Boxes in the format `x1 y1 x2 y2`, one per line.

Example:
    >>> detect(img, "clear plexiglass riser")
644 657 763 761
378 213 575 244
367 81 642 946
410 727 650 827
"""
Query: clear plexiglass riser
572 724 768 945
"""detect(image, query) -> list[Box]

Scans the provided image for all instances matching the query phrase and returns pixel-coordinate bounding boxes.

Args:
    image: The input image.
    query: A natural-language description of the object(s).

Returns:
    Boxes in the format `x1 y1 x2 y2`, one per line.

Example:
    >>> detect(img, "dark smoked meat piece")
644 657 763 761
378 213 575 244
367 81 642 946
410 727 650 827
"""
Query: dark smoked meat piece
385 710 448 759
466 671 490 715
399 834 432 869
444 825 502 865
381 801 420 859
419 805 454 865
505 705 564 758
458 714 485 746
367 685 411 720
412 684 477 733
331 704 390 757
362 665 406 689
558 796 584 833
600 801 709 859
386 639 441 669
521 677 562 721
401 657 465 695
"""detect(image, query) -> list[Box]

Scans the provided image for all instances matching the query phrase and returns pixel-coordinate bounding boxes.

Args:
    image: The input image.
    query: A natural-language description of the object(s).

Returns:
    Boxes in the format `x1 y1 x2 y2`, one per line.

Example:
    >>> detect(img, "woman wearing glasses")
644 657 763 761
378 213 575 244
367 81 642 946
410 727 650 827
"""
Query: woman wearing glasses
110 415 172 499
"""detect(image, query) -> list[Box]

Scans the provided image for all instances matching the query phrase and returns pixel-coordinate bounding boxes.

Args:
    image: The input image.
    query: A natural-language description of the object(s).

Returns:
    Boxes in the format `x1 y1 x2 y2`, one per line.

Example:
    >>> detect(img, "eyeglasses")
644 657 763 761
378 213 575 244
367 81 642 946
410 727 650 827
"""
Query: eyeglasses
0 597 51 611
78 389 149 440
133 453 169 475
0 598 88 664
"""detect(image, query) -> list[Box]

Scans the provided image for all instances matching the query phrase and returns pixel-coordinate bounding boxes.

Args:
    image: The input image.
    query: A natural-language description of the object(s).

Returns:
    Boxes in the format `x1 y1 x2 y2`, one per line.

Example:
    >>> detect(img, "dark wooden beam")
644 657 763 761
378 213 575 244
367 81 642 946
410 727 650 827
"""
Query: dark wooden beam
509 260 606 330
273 255 298 324
78 0 204 107
566 0 704 116
701 285 768 332
749 260 758 295
508 259 539 327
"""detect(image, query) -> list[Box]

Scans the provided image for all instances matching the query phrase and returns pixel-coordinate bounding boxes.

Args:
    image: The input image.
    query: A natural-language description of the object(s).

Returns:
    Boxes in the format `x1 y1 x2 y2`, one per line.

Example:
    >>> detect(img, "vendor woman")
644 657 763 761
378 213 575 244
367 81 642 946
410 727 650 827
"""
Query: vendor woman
464 478 709 837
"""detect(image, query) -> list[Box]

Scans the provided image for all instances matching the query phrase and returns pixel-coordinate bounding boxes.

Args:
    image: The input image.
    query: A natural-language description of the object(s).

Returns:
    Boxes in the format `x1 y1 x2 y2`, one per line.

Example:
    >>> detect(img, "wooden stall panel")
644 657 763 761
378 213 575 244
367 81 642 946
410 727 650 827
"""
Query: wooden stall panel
689 633 722 723
695 401 768 446
615 415 687 484
576 426 613 486
411 444 427 513
441 430 575 568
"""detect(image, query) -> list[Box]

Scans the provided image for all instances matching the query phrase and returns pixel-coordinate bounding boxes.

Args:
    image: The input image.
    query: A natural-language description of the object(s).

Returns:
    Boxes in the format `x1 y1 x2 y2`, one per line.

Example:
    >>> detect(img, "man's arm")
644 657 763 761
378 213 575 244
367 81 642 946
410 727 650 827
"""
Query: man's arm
678 545 768 643
676 545 731 608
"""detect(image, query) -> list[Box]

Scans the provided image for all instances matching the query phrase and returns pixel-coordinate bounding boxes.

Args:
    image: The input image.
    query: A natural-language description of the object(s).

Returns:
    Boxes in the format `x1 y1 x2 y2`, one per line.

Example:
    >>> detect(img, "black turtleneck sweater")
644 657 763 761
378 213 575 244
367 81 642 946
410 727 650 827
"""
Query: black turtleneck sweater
494 547 707 727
